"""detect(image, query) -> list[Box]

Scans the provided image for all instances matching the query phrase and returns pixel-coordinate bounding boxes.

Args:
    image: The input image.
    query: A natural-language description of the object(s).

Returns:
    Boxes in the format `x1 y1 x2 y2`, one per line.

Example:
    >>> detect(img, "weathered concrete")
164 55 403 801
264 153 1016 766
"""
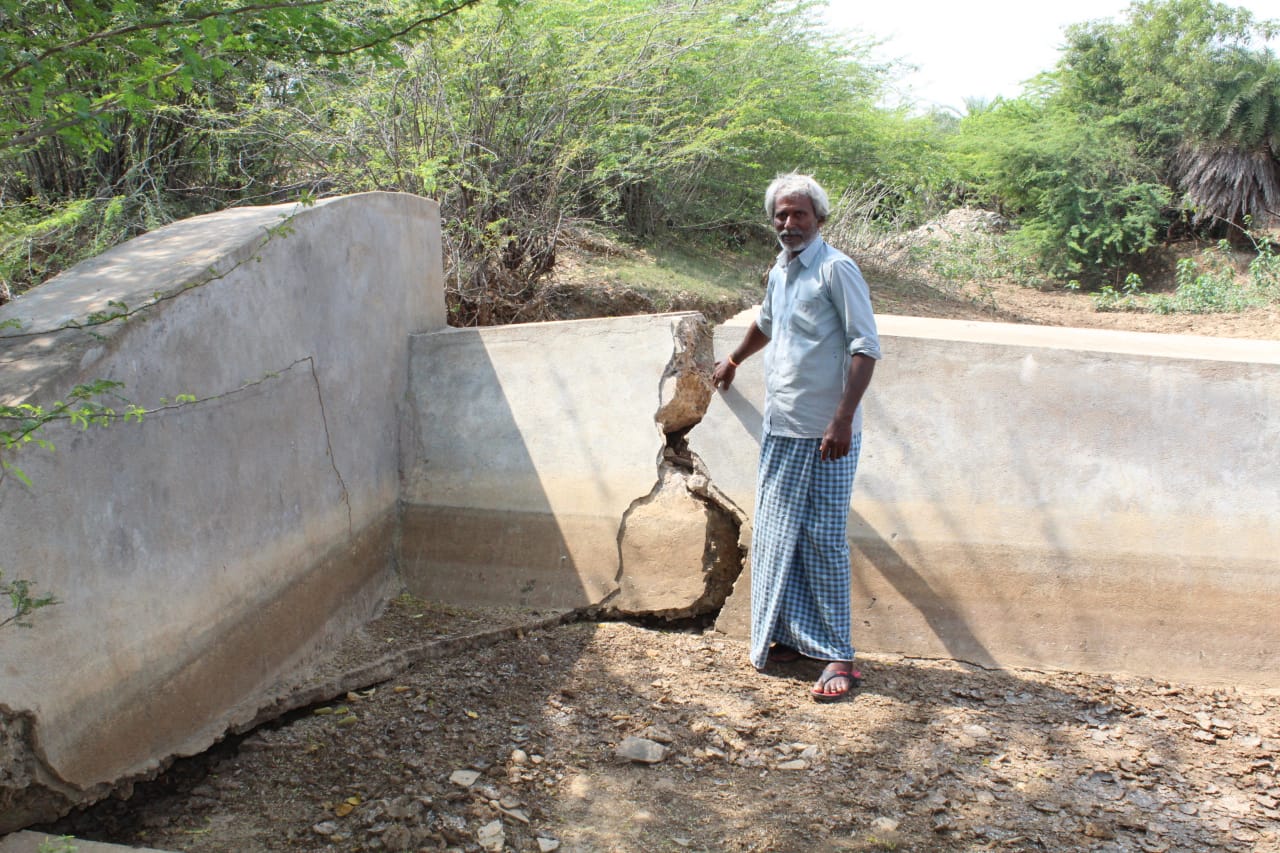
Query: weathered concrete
0 831 171 852
702 309 1280 686
0 193 442 829
399 314 732 613
613 465 742 619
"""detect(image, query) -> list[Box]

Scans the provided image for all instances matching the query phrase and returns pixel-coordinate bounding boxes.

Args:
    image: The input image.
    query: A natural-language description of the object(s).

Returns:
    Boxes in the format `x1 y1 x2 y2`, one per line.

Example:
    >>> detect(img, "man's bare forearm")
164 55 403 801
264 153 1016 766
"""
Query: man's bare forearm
712 322 770 390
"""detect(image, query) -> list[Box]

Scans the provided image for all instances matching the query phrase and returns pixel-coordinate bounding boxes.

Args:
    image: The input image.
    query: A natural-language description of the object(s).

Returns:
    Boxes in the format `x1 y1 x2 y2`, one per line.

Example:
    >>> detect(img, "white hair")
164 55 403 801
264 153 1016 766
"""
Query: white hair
764 173 831 220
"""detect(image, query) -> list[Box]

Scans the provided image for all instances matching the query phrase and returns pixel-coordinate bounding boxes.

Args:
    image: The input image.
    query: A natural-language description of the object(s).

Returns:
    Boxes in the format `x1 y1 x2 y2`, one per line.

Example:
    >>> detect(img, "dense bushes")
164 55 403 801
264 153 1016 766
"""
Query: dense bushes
2 0 1278 314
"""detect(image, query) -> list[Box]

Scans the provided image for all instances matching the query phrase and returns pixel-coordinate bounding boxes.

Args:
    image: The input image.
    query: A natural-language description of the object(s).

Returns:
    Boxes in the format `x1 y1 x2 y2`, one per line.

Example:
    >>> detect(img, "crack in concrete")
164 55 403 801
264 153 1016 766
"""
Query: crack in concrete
301 355 353 536
606 315 746 623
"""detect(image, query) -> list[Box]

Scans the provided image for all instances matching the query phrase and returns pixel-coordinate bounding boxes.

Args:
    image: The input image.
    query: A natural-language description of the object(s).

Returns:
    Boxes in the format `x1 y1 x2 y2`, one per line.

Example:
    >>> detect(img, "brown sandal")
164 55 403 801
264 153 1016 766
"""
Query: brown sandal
811 662 860 703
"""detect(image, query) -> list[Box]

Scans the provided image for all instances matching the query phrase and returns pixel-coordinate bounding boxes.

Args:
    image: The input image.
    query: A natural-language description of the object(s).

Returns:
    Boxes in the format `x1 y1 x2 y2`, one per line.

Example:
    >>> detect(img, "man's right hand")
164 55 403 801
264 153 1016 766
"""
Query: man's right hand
712 359 736 390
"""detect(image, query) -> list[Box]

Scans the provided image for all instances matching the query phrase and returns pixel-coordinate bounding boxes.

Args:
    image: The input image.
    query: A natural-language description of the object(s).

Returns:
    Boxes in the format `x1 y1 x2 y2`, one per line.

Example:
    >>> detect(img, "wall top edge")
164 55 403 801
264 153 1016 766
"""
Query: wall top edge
719 306 1279 365
0 192 437 338
877 314 1280 364
409 311 704 338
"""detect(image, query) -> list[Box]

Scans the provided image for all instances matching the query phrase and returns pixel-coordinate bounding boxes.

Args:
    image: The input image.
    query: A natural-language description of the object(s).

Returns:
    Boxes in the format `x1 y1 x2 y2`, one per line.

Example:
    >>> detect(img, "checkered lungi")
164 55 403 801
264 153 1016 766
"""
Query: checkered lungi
749 431 861 671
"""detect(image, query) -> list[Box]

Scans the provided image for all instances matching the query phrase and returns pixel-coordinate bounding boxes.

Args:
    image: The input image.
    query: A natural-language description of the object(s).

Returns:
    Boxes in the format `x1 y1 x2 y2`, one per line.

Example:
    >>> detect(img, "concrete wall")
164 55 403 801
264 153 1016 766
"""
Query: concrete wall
399 314 732 616
0 192 443 829
699 310 1280 686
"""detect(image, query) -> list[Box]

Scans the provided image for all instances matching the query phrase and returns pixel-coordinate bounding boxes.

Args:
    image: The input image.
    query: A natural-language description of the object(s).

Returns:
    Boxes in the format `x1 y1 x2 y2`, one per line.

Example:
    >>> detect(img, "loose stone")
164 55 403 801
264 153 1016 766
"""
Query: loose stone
476 819 505 852
449 769 481 787
617 736 669 764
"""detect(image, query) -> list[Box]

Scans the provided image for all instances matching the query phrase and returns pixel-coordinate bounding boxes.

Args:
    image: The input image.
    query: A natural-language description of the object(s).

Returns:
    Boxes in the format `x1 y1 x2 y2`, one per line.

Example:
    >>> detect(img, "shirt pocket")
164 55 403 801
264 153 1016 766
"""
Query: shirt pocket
789 297 839 340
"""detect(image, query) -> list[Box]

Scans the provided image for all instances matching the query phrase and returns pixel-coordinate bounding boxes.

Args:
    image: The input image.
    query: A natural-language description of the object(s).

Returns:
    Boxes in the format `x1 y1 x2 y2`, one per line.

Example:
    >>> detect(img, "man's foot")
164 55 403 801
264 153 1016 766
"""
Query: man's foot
811 661 860 703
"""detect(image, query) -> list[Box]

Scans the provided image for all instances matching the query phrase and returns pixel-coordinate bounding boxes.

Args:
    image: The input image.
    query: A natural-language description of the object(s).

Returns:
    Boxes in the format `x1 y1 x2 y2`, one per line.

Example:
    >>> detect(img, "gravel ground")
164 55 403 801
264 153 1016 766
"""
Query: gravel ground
44 598 1280 853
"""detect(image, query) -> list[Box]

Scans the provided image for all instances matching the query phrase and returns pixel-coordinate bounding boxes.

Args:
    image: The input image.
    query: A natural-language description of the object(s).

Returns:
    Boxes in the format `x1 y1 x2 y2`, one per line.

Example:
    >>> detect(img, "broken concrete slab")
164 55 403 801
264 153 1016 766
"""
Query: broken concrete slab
612 466 741 619
400 312 732 615
655 315 715 433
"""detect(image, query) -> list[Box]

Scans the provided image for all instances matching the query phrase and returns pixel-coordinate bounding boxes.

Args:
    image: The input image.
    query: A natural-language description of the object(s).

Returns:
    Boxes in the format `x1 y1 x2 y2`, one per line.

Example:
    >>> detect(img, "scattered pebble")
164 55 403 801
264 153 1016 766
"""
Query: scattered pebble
476 819 505 852
616 736 669 764
449 769 481 787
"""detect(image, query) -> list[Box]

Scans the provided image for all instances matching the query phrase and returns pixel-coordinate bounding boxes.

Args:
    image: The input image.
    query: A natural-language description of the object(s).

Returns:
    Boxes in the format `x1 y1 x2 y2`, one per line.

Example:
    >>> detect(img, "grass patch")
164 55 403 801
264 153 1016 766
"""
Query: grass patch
1088 238 1280 314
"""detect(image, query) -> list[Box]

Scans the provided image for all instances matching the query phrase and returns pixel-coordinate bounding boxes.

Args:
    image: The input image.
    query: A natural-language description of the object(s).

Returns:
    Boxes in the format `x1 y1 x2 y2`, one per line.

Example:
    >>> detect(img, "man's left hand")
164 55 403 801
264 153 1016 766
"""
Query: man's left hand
820 420 853 461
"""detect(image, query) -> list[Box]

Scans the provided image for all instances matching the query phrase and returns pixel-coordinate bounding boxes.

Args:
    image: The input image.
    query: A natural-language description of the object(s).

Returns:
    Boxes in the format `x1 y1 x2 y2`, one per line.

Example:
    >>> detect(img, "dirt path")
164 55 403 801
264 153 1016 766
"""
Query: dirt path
48 601 1280 853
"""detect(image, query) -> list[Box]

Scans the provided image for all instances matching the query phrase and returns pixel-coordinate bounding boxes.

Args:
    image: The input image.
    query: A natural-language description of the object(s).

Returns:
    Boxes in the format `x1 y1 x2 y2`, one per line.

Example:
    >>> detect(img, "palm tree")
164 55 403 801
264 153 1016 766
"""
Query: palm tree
1174 48 1280 233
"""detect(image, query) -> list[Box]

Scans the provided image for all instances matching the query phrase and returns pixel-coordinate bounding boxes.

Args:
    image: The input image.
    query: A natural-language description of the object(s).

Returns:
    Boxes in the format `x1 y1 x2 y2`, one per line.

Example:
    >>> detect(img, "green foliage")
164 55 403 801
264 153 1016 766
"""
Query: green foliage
954 100 1169 278
0 379 143 487
947 0 1280 283
294 0 904 323
1084 236 1280 314
0 0 516 156
1176 47 1280 227
0 197 140 297
1 568 59 629
0 0 516 299
1147 242 1266 313
1092 273 1146 312
1249 236 1280 297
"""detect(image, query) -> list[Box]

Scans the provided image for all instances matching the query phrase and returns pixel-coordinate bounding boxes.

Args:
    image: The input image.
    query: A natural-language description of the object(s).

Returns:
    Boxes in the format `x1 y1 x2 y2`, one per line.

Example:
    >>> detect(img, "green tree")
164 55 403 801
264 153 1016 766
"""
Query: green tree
1175 48 1280 230
298 0 902 322
950 0 1278 281
0 0 514 300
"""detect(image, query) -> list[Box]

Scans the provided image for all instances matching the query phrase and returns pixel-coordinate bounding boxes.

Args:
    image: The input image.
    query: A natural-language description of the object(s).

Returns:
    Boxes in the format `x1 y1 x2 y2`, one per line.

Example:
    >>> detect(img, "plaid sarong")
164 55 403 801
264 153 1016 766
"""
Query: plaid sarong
749 431 861 670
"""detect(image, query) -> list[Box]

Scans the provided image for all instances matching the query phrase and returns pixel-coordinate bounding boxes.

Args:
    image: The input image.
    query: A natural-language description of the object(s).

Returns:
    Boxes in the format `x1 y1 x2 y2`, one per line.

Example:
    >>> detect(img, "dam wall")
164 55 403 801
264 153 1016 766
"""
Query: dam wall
3 192 1277 832
0 193 443 828
698 310 1280 685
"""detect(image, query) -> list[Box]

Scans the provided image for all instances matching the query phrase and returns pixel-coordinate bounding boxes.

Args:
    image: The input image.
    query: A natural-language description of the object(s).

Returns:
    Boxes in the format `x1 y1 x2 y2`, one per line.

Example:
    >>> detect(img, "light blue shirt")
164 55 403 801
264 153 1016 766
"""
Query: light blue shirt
756 237 881 438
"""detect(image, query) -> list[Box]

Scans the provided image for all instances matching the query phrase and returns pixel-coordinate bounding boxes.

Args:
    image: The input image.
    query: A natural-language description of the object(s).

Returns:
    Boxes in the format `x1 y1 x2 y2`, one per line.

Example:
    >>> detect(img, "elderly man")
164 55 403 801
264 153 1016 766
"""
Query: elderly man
712 173 881 702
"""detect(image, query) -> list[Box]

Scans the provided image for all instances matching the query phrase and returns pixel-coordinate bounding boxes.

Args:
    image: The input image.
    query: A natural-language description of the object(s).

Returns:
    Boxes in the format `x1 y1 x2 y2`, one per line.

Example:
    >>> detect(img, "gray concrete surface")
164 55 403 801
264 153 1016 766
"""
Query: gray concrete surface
399 313 723 612
702 309 1280 686
0 831 171 852
0 192 443 830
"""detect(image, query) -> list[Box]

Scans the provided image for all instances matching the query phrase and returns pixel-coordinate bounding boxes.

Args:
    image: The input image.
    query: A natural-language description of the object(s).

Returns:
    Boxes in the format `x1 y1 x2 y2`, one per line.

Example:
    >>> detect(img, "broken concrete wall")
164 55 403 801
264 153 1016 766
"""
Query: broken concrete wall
399 314 739 617
0 192 443 830
699 310 1280 686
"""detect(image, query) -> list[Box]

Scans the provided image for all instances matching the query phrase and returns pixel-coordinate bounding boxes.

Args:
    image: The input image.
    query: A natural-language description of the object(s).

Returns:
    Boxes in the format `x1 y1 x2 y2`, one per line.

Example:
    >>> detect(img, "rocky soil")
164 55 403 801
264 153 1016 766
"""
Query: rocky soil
44 599 1280 853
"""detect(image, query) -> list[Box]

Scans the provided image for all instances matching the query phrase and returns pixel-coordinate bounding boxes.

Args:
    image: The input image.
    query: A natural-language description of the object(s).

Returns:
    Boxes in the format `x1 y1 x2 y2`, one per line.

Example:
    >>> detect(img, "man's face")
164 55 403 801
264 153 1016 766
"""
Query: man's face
773 192 822 253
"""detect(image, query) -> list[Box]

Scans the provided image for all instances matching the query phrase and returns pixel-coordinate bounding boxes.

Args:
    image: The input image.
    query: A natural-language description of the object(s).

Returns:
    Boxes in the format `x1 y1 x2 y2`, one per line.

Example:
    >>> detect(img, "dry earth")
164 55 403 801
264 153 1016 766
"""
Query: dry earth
35 221 1280 852
42 599 1280 853
546 213 1280 340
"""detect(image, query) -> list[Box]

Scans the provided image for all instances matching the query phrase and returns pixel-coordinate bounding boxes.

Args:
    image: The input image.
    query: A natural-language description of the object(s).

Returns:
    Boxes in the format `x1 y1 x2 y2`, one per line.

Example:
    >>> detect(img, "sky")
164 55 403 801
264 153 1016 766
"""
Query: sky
820 0 1280 114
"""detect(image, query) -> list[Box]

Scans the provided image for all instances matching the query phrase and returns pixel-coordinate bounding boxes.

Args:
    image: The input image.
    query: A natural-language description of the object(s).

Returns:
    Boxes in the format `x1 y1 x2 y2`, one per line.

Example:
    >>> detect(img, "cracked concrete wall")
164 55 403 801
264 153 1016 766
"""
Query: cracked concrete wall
0 192 442 830
399 313 741 616
697 309 1280 687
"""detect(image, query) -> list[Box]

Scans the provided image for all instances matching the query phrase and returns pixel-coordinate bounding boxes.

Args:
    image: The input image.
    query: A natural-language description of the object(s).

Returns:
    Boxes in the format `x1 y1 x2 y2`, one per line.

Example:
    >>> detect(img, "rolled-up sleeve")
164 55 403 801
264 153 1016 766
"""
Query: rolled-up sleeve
829 257 881 360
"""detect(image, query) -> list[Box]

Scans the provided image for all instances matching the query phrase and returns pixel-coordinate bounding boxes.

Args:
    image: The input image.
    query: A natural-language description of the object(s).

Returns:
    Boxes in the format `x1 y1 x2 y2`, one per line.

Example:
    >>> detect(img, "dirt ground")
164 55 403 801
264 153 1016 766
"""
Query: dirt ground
43 598 1280 853
863 271 1280 341
544 217 1280 340
38 227 1279 852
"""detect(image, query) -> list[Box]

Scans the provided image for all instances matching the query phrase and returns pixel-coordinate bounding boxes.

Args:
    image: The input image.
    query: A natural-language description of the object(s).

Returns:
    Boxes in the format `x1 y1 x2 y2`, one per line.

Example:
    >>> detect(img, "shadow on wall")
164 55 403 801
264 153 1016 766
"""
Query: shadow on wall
398 316 708 613
849 509 997 668
400 328 594 610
